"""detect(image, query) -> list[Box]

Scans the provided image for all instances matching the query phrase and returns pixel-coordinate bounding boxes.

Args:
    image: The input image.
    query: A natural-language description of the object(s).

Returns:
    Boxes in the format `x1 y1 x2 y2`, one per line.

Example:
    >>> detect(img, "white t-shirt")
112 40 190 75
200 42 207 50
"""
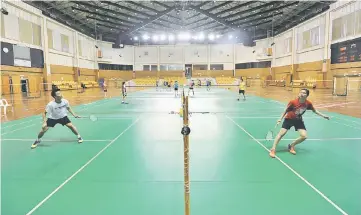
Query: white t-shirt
45 99 69 119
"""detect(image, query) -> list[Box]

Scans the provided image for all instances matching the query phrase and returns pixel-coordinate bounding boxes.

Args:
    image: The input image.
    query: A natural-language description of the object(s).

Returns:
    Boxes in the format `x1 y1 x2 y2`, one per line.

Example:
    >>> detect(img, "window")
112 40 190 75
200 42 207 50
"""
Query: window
47 29 53 49
168 64 183 71
284 37 292 54
303 30 311 49
151 65 158 71
345 13 355 37
78 40 82 56
332 12 356 41
19 19 33 44
32 24 41 46
310 26 320 46
332 17 342 41
143 65 150 71
193 64 208 70
61 34 69 53
356 10 361 35
160 65 167 71
210 64 223 70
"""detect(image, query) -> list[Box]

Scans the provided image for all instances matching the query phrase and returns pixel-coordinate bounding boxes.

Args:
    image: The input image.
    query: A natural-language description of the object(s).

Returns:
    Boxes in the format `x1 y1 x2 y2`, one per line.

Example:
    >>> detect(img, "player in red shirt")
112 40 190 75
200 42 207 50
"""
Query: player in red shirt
269 88 330 158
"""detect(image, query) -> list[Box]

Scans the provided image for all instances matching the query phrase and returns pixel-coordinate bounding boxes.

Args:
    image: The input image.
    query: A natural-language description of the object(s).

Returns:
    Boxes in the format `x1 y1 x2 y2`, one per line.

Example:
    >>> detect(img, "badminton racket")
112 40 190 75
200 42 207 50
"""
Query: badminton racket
265 123 280 141
80 115 98 121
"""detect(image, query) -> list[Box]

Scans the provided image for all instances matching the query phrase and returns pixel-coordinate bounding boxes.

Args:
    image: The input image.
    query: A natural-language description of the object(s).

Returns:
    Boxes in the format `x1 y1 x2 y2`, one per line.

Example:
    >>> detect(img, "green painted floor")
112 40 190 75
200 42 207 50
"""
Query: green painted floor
2 88 361 215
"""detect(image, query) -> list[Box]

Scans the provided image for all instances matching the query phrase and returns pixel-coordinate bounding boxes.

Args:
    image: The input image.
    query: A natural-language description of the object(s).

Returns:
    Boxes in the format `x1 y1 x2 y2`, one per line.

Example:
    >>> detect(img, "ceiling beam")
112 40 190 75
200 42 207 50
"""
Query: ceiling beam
100 1 152 18
204 1 233 12
197 1 212 9
72 1 144 23
230 1 298 24
237 12 283 28
26 1 96 37
188 5 239 31
71 7 135 26
214 1 257 17
253 2 331 40
223 1 281 20
86 16 128 29
274 2 330 34
127 1 159 13
125 6 176 35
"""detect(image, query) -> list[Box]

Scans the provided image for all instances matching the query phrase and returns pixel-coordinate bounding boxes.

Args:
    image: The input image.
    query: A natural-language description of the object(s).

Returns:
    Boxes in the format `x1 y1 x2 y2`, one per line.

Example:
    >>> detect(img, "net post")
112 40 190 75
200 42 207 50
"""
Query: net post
182 93 190 215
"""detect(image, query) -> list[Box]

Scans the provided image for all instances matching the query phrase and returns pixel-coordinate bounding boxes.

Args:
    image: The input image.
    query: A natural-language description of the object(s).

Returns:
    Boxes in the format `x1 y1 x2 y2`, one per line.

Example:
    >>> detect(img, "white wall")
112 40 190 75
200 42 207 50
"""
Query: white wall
273 30 292 67
3 0 359 73
1 0 97 70
184 45 208 63
235 44 256 63
1 1 42 49
99 43 259 70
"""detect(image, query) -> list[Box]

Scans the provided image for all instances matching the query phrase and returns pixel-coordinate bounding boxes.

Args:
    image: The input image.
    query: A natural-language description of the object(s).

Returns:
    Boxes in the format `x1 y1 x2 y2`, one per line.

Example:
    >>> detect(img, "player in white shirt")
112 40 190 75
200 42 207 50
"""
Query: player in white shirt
31 89 83 149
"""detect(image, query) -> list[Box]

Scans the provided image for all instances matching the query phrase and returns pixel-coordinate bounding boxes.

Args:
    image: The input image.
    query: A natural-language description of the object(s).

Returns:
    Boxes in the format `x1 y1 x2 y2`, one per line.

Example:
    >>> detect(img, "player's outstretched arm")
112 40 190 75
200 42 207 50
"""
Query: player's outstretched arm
42 111 47 126
312 108 330 120
67 106 80 118
277 107 288 125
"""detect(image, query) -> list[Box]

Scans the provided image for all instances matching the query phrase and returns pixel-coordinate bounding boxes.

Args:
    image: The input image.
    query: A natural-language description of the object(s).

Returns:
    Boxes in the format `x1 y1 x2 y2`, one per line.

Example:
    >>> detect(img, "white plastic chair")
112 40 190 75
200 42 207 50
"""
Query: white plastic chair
0 99 12 115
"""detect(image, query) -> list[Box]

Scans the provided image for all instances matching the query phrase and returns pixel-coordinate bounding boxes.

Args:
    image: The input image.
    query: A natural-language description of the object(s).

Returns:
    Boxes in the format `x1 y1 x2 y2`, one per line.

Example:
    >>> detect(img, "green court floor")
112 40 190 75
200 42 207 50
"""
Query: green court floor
1 88 360 215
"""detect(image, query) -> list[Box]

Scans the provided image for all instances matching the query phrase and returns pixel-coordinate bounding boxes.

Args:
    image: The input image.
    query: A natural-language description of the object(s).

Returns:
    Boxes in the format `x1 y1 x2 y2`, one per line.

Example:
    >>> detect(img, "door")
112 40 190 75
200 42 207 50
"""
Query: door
1 75 10 95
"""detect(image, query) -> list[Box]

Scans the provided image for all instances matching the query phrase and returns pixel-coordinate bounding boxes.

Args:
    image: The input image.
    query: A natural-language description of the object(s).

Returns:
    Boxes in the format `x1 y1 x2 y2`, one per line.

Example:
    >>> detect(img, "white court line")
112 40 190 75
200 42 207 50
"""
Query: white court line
1 124 40 136
2 138 112 142
330 120 361 131
229 116 320 119
329 115 361 126
255 137 361 141
226 115 348 215
316 102 356 108
1 119 36 129
25 117 140 215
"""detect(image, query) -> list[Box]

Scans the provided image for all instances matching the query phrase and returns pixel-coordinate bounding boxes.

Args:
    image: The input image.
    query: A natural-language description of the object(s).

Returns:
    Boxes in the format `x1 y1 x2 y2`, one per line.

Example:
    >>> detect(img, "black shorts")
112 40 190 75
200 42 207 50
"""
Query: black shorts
47 116 71 127
282 119 306 131
175 87 178 91
239 90 245 94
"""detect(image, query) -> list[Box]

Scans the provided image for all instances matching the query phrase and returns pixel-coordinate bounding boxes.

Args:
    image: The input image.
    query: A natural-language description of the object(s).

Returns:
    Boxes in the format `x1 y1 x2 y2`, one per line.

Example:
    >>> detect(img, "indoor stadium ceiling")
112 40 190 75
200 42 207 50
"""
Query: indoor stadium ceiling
27 0 336 45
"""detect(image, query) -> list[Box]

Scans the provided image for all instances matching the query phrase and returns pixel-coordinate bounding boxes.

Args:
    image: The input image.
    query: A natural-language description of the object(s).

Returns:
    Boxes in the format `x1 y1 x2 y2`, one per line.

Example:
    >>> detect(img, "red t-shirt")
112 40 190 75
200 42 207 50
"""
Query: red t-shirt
285 99 315 120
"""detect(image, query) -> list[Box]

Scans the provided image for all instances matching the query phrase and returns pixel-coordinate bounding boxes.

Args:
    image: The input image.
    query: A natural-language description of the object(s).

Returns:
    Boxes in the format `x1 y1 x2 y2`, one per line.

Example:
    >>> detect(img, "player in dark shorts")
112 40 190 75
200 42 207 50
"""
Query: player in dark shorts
237 78 246 101
103 82 108 97
188 80 195 96
269 88 329 158
174 80 179 97
121 81 127 104
31 89 83 149
206 79 211 91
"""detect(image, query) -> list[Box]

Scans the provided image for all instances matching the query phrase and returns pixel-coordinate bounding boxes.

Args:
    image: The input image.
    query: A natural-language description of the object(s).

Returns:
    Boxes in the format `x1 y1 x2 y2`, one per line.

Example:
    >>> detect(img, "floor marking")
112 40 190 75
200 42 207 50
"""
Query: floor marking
1 118 35 129
2 138 113 142
330 115 361 125
229 116 320 119
316 102 356 108
1 123 39 136
330 120 361 131
25 117 140 215
255 137 361 141
226 115 348 215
